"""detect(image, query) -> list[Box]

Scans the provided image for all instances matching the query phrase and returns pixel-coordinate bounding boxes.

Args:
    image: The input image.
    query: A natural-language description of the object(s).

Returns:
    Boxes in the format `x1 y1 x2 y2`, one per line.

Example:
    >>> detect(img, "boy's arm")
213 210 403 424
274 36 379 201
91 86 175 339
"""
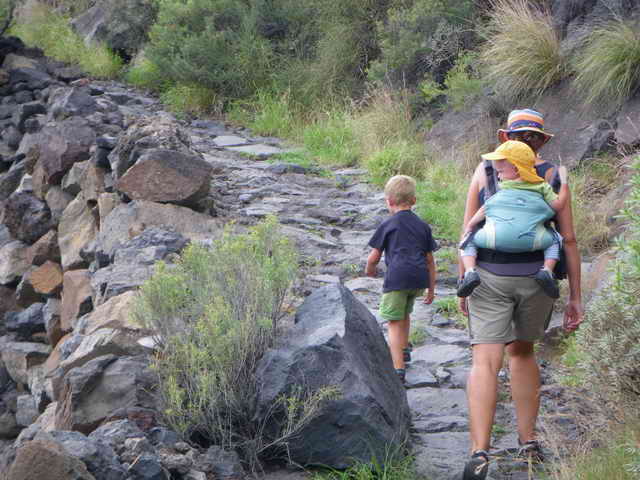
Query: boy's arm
366 248 382 277
549 166 569 211
464 206 486 235
423 252 436 304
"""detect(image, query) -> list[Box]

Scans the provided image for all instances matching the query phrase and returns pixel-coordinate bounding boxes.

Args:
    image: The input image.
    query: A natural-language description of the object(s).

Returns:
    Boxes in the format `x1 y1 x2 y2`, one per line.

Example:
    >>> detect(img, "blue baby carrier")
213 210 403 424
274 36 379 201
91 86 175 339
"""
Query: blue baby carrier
473 188 557 253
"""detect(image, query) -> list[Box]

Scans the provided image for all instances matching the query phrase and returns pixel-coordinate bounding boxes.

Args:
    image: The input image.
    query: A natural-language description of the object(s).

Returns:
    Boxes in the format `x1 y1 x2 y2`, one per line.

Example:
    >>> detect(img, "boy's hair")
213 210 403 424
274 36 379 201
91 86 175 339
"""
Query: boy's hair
384 175 416 205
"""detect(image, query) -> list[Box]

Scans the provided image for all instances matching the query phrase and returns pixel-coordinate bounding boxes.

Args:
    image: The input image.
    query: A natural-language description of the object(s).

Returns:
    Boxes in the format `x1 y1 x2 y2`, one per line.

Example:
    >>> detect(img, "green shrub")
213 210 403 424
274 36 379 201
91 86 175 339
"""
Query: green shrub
0 0 15 35
369 0 474 88
302 112 359 167
124 56 166 91
572 18 640 111
442 51 482 111
160 83 222 116
572 162 640 413
146 0 274 99
133 218 336 469
479 0 565 102
11 3 122 78
228 90 298 138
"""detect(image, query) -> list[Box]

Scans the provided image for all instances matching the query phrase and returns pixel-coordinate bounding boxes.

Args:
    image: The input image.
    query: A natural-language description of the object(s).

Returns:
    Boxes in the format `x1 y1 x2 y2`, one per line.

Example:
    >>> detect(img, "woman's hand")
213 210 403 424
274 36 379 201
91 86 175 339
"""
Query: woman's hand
563 299 583 331
458 296 469 317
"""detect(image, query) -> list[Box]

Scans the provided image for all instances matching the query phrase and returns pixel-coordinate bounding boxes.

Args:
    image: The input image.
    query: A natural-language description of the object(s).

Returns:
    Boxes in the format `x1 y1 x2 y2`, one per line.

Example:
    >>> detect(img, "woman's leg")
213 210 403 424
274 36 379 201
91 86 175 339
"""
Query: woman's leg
506 340 540 443
467 343 505 452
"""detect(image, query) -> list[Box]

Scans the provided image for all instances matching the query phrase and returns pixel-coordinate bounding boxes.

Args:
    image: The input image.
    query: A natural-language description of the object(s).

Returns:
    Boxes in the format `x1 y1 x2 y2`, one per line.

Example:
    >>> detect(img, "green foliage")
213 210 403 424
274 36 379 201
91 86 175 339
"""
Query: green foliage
132 217 338 469
369 0 474 87
124 56 166 91
408 325 428 347
11 3 122 78
553 426 640 480
572 161 640 413
433 296 457 315
0 0 15 35
302 112 359 167
160 83 222 116
146 0 274 99
479 0 565 102
312 450 418 480
572 18 640 111
415 166 467 242
228 90 298 138
557 334 586 388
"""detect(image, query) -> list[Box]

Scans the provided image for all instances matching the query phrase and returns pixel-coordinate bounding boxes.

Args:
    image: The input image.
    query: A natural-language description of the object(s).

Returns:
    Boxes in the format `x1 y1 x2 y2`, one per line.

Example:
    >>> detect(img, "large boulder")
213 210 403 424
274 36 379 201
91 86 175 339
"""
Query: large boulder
39 430 126 480
0 241 29 286
58 194 99 270
1 192 53 245
107 115 193 181
255 284 411 468
615 95 640 149
95 201 220 260
7 439 96 480
75 291 141 336
54 354 155 434
47 87 98 122
32 117 96 186
71 0 157 57
60 270 93 332
116 149 213 208
0 340 50 386
5 303 45 341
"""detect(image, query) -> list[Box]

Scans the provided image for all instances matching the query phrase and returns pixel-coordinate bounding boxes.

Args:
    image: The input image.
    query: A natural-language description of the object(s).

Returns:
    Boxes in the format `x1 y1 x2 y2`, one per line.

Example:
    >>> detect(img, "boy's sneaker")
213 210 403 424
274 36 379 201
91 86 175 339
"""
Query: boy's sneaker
462 450 489 480
457 270 481 298
534 269 560 299
517 440 544 463
403 347 412 363
395 368 406 383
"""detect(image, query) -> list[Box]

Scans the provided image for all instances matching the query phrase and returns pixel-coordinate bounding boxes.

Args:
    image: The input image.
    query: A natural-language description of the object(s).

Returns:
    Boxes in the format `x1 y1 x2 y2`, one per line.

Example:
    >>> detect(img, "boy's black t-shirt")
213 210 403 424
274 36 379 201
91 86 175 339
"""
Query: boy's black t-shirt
368 210 438 293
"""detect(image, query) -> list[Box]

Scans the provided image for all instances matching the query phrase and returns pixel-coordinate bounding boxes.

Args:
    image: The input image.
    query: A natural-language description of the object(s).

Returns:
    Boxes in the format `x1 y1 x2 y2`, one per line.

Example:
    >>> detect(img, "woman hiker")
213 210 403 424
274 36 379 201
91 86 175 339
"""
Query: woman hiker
459 109 583 480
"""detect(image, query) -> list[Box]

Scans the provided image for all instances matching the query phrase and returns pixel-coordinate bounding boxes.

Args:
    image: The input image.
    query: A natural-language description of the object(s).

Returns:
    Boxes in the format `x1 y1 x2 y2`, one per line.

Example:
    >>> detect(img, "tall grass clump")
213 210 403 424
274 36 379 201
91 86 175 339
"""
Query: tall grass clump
228 90 299 138
572 18 640 111
132 217 337 470
571 161 640 415
11 3 122 78
160 84 222 117
312 449 417 480
480 0 565 102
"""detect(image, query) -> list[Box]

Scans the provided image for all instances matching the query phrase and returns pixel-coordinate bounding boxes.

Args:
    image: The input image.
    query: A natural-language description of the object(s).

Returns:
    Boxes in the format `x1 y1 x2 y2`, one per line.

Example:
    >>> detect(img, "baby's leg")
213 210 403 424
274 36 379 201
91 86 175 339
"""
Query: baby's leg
458 241 481 297
535 234 562 298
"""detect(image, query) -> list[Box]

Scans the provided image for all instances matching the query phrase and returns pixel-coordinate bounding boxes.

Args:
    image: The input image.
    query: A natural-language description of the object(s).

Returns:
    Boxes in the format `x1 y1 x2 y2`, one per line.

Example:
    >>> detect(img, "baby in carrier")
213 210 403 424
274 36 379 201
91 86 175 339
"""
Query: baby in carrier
457 140 568 299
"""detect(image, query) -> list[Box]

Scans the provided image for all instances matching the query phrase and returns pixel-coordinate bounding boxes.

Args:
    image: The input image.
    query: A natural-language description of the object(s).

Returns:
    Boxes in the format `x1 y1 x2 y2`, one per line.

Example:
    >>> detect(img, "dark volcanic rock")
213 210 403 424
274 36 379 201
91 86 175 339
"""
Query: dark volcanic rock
48 87 98 121
255 284 411 468
116 148 212 207
2 192 53 245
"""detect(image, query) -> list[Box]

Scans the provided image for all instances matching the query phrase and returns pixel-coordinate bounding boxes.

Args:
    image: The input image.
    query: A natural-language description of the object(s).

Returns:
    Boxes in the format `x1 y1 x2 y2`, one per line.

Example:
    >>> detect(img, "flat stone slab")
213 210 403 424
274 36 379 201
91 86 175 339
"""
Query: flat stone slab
405 361 439 388
412 415 469 433
213 135 249 147
408 387 467 418
412 343 470 368
413 431 470 480
425 326 470 347
227 144 284 157
344 277 383 293
307 274 340 284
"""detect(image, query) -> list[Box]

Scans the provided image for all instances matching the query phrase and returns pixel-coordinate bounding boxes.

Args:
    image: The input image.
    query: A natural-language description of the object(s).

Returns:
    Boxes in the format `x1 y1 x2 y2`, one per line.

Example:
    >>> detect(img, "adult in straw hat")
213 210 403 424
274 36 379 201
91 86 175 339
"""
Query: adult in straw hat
459 109 582 480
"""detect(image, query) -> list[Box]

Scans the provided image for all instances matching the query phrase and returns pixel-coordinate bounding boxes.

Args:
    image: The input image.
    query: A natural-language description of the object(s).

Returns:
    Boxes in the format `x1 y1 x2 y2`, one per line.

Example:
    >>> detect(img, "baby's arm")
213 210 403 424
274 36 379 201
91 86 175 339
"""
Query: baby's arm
366 248 382 277
424 252 436 304
549 166 569 212
464 206 486 235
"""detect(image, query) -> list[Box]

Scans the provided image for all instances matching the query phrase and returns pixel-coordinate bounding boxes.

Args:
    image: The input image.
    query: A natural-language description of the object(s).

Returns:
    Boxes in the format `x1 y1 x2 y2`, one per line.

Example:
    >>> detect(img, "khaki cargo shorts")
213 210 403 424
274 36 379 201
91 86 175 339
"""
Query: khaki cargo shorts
467 267 554 344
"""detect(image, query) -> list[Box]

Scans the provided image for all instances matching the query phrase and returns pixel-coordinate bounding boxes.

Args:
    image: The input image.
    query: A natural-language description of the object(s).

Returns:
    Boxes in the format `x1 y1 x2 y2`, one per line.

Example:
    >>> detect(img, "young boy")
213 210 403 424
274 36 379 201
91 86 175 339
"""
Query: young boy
366 175 438 383
457 140 569 299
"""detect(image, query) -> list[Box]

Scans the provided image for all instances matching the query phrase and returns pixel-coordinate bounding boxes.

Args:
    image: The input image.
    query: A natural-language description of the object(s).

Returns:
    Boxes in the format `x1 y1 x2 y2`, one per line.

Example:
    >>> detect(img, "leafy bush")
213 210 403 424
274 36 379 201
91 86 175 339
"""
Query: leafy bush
369 0 474 88
228 90 298 138
124 56 166 91
160 83 222 116
572 162 640 413
572 18 640 111
11 3 122 78
479 0 565 102
0 0 15 35
133 218 336 469
146 0 274 99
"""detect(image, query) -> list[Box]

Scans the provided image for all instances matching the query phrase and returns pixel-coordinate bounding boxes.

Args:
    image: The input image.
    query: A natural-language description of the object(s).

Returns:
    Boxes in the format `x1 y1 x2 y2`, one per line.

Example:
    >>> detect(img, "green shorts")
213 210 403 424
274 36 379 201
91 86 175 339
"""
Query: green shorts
379 289 425 321
467 267 554 344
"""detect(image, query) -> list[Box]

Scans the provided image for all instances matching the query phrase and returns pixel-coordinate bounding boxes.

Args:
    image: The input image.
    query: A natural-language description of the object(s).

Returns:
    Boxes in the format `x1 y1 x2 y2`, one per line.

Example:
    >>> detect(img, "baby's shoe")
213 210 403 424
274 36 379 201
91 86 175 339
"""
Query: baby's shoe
457 269 481 297
534 269 560 299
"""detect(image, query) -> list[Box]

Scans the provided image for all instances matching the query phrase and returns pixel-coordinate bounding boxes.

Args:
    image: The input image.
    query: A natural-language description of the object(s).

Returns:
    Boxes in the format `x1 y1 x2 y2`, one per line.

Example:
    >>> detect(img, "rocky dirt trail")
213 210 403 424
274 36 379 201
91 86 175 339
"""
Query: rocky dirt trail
158 83 577 480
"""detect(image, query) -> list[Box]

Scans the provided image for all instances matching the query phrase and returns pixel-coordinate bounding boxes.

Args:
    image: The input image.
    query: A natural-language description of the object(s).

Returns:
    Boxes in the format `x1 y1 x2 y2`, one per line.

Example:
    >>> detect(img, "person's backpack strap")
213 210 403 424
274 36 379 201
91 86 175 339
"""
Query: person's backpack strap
484 160 498 197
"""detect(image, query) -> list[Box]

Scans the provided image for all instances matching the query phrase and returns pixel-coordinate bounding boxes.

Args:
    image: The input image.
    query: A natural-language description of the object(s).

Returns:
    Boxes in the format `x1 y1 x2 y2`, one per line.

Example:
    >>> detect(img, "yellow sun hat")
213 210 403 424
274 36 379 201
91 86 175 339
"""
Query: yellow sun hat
481 140 544 183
